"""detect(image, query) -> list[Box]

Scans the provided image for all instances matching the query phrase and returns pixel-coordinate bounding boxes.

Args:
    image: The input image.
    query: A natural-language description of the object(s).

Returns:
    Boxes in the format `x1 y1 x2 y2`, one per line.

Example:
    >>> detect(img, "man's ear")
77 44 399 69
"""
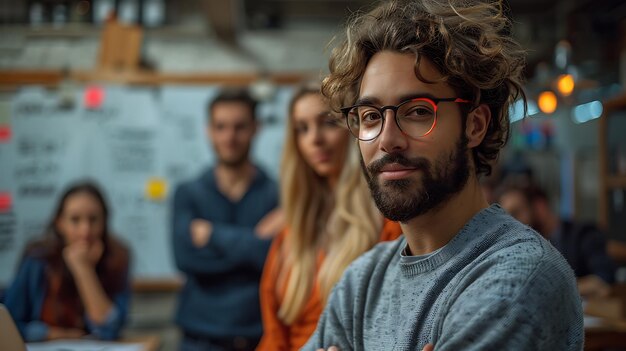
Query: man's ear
465 104 491 149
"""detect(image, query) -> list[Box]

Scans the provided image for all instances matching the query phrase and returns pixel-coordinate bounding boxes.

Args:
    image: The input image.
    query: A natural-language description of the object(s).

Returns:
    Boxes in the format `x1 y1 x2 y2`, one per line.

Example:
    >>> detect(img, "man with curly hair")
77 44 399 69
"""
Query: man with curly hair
304 0 584 350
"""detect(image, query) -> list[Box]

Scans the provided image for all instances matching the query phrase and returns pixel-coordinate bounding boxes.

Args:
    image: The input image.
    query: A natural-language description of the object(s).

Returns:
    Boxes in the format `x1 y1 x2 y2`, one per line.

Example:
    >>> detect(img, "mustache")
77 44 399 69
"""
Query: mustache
366 153 431 175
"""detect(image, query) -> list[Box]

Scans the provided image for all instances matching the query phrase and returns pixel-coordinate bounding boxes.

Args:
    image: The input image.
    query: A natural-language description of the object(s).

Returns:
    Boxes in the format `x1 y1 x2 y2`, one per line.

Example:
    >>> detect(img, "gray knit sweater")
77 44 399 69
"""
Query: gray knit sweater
302 205 583 351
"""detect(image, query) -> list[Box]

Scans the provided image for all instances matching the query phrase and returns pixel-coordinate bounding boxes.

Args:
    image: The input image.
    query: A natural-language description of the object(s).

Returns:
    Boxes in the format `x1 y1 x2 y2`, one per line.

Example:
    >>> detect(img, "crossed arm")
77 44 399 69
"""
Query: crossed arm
171 185 282 276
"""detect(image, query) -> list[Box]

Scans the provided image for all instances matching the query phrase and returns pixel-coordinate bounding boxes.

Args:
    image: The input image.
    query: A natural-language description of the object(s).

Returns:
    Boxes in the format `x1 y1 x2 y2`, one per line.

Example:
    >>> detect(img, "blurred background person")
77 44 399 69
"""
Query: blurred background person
172 88 280 351
3 182 130 342
257 83 401 351
497 179 616 298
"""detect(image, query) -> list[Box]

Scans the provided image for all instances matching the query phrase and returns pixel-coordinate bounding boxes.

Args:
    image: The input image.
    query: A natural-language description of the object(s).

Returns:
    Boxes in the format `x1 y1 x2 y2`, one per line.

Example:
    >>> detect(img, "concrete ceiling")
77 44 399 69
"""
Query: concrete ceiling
234 0 626 82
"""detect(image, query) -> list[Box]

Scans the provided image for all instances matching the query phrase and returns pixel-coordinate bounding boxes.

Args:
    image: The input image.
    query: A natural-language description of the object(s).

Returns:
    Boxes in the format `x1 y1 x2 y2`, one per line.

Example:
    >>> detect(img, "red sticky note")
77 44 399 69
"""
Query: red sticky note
0 192 11 212
0 125 10 143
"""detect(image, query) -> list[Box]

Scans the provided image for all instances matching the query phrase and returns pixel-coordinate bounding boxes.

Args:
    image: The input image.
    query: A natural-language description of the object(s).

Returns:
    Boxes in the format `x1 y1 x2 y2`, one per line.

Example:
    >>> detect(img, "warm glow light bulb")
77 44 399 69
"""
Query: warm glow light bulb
538 91 557 114
556 74 575 96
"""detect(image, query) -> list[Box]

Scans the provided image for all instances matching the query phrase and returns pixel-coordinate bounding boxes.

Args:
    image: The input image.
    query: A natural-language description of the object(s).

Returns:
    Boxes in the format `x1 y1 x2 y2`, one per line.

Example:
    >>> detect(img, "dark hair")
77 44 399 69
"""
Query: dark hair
322 0 527 176
24 181 129 326
51 182 110 240
495 177 549 206
208 87 258 122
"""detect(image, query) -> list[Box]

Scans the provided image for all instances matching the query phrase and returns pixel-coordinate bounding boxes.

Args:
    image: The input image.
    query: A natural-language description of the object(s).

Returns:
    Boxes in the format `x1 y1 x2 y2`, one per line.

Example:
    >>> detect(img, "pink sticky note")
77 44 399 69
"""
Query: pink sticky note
0 125 10 143
0 192 12 212
84 86 105 109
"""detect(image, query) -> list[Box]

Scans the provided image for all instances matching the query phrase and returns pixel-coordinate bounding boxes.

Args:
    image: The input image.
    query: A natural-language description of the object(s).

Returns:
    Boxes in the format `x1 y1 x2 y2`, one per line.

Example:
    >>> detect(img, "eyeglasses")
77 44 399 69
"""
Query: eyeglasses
340 96 471 141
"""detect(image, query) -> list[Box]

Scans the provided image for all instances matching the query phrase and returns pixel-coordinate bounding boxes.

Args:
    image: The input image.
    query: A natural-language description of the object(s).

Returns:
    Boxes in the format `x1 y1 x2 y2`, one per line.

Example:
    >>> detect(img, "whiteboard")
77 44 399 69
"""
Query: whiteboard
0 84 293 286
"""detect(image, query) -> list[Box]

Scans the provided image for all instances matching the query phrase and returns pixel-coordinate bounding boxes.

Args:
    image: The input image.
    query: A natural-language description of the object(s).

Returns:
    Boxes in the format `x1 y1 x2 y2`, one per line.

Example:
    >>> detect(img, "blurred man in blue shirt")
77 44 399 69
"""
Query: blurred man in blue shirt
172 88 280 351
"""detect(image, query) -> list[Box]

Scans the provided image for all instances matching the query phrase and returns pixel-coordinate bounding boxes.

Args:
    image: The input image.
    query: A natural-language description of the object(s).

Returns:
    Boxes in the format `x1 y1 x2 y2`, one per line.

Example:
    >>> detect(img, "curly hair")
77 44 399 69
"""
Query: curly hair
322 0 527 176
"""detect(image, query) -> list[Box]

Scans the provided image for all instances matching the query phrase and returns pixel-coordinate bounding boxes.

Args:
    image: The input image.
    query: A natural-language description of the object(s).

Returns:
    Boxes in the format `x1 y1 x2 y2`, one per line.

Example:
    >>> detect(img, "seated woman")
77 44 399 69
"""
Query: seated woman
257 84 402 351
4 182 130 342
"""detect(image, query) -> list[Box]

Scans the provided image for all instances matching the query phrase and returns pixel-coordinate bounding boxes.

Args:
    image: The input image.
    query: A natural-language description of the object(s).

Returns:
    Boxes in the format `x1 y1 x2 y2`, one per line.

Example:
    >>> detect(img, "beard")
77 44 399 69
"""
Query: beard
215 144 250 169
219 154 249 168
361 136 470 222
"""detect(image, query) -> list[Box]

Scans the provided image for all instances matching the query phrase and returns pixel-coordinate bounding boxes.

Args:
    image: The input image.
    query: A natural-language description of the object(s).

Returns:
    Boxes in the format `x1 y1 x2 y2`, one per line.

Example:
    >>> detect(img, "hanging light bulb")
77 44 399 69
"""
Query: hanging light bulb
538 91 557 114
556 74 575 96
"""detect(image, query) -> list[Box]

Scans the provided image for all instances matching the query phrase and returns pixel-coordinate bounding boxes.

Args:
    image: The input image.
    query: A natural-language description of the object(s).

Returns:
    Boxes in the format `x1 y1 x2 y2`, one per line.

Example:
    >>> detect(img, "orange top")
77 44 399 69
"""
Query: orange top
257 220 402 351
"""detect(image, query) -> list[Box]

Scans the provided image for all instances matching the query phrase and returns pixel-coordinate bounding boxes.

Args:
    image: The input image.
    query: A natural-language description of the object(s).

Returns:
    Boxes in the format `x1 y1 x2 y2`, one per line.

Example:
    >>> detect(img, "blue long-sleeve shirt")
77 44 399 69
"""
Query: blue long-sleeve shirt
172 166 278 339
3 255 130 342
303 205 583 351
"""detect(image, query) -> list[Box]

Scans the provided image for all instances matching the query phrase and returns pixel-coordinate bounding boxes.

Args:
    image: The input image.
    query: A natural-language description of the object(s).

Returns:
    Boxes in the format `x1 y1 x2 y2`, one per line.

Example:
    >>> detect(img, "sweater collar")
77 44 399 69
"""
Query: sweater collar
398 204 504 276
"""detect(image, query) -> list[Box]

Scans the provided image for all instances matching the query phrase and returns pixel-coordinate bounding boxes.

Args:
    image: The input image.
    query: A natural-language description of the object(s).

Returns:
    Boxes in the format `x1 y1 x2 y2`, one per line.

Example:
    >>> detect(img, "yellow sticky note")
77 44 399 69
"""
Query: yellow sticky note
145 177 167 201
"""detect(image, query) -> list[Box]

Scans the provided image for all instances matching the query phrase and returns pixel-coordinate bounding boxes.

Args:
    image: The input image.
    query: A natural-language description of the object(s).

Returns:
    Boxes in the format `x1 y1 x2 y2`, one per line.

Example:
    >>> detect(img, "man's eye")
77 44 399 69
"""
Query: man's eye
407 107 433 116
400 106 435 121
235 124 248 132
361 111 382 123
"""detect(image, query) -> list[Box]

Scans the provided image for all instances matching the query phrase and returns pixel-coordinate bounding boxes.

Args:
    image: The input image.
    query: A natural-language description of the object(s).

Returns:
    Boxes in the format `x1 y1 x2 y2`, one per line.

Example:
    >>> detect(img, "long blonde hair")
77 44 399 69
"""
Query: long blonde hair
277 83 382 324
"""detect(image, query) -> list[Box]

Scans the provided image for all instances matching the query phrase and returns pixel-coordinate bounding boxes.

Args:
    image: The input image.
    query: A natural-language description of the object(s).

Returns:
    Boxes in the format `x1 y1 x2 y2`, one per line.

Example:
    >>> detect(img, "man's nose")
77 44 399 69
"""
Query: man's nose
224 127 238 140
377 110 409 154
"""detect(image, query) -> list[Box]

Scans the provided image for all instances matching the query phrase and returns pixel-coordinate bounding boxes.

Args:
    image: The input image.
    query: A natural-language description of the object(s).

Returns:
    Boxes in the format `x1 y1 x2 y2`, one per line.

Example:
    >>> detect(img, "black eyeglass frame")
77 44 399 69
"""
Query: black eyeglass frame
340 96 471 141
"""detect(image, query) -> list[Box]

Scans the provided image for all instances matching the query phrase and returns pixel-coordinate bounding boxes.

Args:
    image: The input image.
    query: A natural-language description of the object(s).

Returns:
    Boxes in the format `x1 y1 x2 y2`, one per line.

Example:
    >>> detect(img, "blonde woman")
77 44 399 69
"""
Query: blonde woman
257 84 401 351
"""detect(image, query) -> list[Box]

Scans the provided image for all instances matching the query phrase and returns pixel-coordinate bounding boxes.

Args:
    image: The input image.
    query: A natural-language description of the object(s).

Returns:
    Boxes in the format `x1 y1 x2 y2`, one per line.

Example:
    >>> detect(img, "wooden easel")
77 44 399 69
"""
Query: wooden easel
96 17 143 73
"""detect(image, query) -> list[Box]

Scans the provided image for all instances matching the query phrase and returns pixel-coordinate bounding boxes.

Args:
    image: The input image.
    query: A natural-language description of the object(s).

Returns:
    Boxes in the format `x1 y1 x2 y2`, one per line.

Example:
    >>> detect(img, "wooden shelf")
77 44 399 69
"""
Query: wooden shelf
0 69 311 89
71 70 309 86
607 175 626 189
0 70 64 87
